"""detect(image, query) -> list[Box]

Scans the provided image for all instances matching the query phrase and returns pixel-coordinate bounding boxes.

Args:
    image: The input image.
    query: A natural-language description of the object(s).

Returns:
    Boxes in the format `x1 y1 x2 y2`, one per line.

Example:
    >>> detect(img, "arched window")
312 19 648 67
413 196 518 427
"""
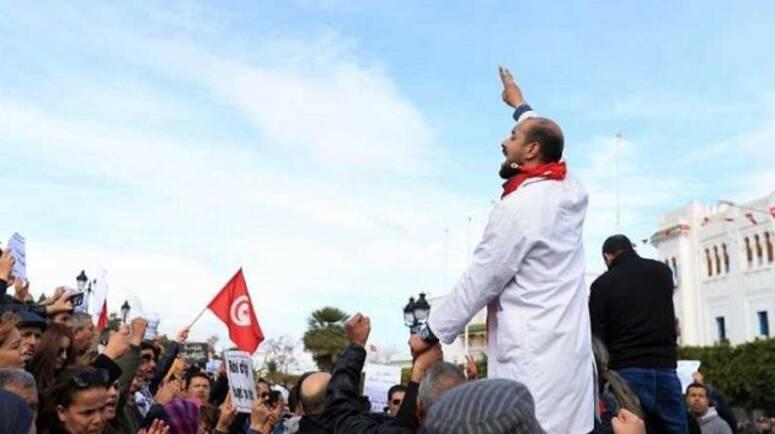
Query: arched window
722 243 730 273
705 248 713 277
713 246 721 275
755 234 764 266
766 232 774 264
745 237 753 269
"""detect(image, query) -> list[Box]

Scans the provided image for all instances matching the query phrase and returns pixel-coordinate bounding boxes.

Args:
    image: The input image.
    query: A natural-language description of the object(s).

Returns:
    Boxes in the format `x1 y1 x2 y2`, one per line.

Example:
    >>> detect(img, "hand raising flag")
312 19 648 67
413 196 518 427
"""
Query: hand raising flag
208 268 264 354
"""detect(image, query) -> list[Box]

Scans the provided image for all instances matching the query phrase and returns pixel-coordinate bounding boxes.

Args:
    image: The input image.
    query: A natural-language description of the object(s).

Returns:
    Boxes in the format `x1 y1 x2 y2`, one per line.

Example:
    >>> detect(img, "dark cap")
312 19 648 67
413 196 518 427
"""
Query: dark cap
424 379 546 434
16 310 47 331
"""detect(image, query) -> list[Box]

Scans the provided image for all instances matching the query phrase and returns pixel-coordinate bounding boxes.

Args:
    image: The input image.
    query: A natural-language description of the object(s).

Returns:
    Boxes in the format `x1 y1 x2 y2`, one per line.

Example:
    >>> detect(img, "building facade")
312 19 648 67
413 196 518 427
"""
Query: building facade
651 191 775 346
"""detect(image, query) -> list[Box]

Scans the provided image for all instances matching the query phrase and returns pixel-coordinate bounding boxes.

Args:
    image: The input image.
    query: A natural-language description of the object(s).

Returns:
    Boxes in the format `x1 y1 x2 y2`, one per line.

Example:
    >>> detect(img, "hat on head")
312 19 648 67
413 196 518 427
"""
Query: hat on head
423 379 546 434
17 310 47 331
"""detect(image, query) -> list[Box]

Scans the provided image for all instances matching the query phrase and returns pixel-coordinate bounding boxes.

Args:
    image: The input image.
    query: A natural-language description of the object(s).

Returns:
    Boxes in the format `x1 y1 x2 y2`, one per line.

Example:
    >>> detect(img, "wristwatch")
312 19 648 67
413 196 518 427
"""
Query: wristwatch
417 323 439 344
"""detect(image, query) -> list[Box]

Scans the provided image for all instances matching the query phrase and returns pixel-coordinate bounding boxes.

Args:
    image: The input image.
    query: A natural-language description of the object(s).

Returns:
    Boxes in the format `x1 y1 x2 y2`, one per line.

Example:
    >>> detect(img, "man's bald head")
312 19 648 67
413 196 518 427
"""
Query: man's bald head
521 117 564 163
300 372 331 416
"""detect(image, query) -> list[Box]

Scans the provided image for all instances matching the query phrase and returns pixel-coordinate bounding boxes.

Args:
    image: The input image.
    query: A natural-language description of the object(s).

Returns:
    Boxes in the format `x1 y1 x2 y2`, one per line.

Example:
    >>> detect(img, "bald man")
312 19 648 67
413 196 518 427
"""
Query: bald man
297 372 331 434
410 67 594 434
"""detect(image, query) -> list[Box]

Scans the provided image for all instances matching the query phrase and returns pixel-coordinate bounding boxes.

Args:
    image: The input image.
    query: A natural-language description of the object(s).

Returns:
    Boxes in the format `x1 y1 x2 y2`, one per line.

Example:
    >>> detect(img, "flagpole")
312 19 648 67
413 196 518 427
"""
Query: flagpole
188 305 209 329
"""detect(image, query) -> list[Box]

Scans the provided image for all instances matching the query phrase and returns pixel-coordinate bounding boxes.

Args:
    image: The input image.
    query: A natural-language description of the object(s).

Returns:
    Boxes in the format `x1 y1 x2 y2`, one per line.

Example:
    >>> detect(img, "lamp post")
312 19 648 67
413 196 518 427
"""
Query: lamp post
76 270 92 312
403 293 431 334
120 300 131 324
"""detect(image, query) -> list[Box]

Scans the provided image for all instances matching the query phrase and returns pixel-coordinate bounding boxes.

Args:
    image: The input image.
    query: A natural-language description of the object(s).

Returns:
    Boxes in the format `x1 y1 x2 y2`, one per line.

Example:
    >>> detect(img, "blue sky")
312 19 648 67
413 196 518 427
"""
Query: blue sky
1 1 773 366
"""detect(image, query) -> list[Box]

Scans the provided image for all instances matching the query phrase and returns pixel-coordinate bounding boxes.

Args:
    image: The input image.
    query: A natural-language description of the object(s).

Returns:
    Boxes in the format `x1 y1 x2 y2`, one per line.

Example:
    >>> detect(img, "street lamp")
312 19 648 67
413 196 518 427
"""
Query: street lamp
76 271 88 291
414 293 430 325
403 292 431 333
403 297 416 328
120 300 131 323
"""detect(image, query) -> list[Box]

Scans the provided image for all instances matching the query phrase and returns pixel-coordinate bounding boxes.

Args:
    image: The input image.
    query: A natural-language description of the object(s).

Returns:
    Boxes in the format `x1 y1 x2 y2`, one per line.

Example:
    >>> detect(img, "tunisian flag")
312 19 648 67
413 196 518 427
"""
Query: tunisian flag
207 268 264 354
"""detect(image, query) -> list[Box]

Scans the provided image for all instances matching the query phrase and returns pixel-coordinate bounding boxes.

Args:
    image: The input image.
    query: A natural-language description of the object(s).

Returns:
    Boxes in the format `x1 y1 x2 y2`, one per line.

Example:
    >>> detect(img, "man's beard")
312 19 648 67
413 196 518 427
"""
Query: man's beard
499 160 521 179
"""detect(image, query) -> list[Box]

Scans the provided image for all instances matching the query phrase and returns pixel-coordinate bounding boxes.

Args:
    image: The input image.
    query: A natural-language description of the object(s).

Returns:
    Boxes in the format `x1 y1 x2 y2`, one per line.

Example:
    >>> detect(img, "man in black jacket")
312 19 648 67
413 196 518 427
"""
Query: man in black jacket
589 234 687 434
324 313 444 434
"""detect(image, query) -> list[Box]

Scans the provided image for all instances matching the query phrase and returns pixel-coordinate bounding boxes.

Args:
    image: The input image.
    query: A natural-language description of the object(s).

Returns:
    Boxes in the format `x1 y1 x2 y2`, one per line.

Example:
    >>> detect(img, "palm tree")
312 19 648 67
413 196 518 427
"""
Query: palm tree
303 307 349 371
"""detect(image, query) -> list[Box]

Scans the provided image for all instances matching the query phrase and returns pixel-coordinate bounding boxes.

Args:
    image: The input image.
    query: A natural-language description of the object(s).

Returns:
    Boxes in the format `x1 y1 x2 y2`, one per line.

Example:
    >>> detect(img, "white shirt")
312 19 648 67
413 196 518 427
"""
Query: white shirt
428 172 594 434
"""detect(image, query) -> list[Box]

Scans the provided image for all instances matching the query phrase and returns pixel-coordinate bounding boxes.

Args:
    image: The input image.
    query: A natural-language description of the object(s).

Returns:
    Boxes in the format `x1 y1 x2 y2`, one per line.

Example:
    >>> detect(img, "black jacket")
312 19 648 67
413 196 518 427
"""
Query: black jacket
298 415 329 434
325 344 415 434
589 251 678 369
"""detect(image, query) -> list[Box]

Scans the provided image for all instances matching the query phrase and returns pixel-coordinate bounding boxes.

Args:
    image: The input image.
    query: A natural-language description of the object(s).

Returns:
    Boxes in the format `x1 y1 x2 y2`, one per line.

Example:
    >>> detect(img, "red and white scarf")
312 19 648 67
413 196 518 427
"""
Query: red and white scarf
501 161 567 198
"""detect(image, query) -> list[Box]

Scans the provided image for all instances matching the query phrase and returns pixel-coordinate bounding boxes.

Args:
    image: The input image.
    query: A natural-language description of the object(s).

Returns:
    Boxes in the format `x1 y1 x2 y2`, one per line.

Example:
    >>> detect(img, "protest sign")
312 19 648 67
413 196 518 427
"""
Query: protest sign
225 350 256 413
363 363 402 413
677 360 702 394
7 232 27 285
181 342 210 366
144 316 161 341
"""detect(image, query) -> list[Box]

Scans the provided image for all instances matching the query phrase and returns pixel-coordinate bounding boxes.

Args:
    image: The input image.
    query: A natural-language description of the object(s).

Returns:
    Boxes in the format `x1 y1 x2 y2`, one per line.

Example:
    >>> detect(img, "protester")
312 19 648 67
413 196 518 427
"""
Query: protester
71 312 97 361
422 378 546 434
38 366 111 434
410 66 594 434
17 310 47 364
692 371 737 432
590 234 687 434
0 313 25 368
591 337 643 433
30 322 76 390
0 388 35 434
686 383 732 434
183 370 212 403
296 372 331 433
0 368 38 415
386 385 406 417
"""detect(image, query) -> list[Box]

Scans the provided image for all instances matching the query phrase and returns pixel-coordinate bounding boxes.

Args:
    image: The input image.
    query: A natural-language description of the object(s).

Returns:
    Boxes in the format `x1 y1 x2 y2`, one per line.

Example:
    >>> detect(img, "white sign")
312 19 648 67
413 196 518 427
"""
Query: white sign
144 316 161 341
363 363 402 413
7 232 27 285
677 360 702 394
225 350 257 413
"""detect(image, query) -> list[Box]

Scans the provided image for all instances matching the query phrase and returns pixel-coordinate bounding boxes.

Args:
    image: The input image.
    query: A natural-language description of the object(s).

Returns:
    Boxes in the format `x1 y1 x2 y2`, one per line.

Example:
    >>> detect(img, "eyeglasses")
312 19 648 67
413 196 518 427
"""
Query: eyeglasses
391 399 402 405
71 369 110 388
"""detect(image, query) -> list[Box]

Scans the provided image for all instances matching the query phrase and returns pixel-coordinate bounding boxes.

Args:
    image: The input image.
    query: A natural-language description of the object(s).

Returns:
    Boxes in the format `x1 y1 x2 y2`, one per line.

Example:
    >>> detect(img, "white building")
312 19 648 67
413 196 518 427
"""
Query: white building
650 191 775 346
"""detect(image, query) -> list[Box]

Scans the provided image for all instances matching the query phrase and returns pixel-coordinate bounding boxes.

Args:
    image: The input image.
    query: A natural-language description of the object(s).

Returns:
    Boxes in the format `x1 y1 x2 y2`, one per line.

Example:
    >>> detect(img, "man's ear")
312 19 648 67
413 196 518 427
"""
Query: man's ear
56 404 67 423
527 141 542 161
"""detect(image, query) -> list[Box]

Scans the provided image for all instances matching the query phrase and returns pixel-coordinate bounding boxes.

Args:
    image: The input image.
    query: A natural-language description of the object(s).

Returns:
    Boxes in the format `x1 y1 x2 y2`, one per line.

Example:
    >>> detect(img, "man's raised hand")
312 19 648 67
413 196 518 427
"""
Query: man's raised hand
411 343 442 383
499 65 525 108
104 325 131 361
345 313 371 347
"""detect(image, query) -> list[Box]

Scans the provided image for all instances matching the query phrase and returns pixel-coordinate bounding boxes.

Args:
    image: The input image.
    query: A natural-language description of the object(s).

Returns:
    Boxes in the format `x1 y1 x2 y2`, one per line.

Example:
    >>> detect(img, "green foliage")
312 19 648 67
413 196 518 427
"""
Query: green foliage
678 338 775 410
302 306 349 371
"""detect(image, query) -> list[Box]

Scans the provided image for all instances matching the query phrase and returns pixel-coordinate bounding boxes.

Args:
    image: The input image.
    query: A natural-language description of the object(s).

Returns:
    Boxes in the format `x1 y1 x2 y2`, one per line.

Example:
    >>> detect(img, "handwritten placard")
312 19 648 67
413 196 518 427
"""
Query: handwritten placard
7 232 27 285
225 350 256 413
363 363 402 413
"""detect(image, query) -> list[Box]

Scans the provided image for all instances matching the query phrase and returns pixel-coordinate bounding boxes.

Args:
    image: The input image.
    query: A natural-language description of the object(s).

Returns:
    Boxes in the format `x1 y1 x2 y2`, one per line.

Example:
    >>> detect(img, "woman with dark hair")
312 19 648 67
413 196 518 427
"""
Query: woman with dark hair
38 366 110 434
30 322 76 390
0 312 25 368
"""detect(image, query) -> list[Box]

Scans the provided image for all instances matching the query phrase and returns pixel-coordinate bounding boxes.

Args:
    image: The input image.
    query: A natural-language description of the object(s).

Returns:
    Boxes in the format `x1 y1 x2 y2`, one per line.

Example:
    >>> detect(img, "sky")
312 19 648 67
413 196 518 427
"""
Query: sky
1 1 773 369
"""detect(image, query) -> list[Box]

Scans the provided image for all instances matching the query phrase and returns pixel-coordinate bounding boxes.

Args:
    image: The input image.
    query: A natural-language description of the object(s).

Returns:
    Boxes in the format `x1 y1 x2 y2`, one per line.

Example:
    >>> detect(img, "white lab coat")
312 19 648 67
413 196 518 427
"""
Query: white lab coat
428 173 594 434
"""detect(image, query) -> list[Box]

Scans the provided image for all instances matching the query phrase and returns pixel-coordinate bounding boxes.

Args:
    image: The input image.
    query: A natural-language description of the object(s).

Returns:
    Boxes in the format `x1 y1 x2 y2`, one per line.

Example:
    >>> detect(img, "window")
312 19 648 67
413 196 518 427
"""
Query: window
745 237 753 269
758 311 770 337
671 257 679 284
755 234 764 266
722 243 730 273
716 316 727 341
766 232 774 264
705 248 713 277
713 246 721 275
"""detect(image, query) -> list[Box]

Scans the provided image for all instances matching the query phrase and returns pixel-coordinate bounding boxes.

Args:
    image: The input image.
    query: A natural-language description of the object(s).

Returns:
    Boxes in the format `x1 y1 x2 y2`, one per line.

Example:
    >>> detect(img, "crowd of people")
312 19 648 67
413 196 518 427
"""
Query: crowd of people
1 67 772 434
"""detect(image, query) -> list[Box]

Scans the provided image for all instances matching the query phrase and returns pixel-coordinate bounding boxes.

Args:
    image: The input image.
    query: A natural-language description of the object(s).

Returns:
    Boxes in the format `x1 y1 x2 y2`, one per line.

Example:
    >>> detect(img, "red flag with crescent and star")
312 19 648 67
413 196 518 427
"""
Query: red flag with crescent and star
207 268 264 354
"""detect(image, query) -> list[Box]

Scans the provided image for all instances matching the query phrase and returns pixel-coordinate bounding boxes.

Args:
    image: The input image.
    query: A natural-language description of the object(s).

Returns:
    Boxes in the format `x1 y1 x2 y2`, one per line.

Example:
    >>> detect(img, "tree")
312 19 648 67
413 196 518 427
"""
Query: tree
303 307 349 371
256 336 300 384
